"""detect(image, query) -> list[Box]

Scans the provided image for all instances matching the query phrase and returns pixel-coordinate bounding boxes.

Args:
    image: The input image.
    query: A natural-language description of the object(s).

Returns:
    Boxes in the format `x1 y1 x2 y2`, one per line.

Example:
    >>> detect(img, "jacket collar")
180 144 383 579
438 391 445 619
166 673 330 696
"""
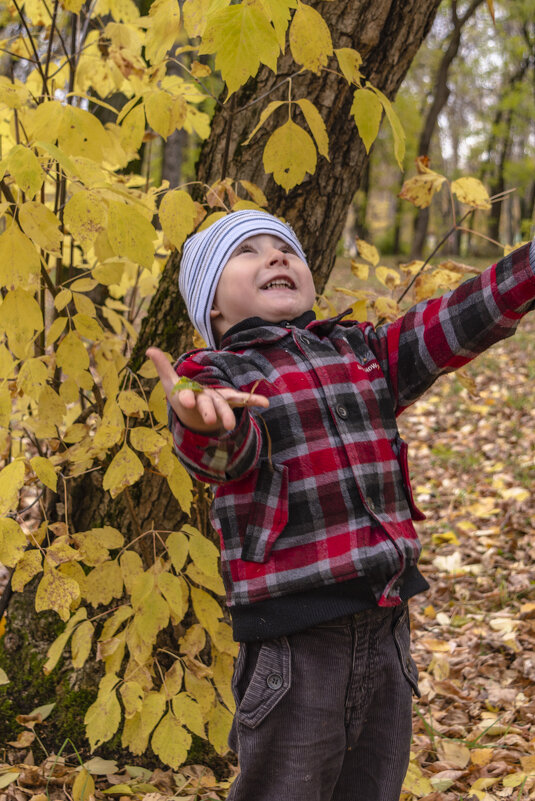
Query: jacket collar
219 309 352 349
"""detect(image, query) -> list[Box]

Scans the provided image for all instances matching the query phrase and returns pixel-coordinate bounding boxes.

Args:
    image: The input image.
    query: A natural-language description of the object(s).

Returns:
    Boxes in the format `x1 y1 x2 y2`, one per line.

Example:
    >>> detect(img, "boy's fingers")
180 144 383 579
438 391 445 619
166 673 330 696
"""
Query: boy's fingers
218 390 270 409
146 347 178 390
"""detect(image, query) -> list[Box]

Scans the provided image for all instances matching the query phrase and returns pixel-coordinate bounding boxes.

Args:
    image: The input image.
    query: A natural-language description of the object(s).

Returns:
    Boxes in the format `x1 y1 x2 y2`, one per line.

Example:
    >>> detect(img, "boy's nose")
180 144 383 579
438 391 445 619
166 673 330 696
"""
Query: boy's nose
268 248 288 265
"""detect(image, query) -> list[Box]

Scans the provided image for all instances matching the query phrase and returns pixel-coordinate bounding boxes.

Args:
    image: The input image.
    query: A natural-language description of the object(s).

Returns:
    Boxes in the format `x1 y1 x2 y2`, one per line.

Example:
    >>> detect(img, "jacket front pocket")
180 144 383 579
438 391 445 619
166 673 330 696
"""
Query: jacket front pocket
240 461 289 563
236 637 291 728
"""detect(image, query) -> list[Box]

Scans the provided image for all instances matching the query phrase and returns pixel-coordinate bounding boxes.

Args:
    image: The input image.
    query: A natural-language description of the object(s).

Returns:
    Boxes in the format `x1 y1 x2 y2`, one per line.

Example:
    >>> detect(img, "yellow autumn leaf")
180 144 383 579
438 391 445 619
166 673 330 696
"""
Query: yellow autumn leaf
402 760 433 796
73 313 104 341
0 517 27 567
16 357 48 400
165 454 194 513
0 76 30 109
37 385 67 431
56 331 90 378
84 674 121 749
186 563 225 595
129 427 167 460
185 671 216 715
72 768 94 801
157 572 187 623
0 225 41 289
119 104 145 155
162 660 184 699
102 445 144 499
35 566 81 622
71 620 94 669
0 460 26 518
7 145 44 198
451 176 491 210
43 608 87 675
19 202 62 255
350 261 369 281
208 701 232 755
151 712 192 770
351 88 382 153
188 530 220 577
374 296 400 321
144 0 181 65
263 119 317 191
145 91 187 139
437 740 471 768
117 390 149 418
159 189 198 250
239 179 268 207
179 624 206 658
355 238 379 266
0 345 15 379
191 586 223 637
54 288 72 311
335 47 362 84
120 680 144 718
83 560 124 606
11 548 43 592
166 530 189 573
64 191 107 251
128 597 170 664
289 1 333 74
107 200 156 270
0 667 9 685
122 691 166 755
172 693 205 739
371 86 405 170
296 98 329 158
376 266 400 289
399 158 447 209
30 456 58 492
58 106 109 162
199 3 280 96
0 288 44 358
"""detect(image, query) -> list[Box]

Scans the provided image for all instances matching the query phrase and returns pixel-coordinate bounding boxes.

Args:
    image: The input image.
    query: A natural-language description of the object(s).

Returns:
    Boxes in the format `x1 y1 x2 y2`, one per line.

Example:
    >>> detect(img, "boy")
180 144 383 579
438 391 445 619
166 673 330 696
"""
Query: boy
147 209 535 801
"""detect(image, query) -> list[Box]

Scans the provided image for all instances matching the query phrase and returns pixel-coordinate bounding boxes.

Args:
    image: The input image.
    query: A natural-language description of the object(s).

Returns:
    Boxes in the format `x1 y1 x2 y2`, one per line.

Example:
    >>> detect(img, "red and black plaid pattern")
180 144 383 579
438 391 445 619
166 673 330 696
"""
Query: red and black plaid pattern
171 243 535 610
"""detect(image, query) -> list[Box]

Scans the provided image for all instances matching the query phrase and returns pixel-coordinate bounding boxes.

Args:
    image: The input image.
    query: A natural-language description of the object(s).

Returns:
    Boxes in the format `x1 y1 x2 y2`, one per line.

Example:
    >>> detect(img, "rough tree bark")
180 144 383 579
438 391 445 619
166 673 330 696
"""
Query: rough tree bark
1 0 442 755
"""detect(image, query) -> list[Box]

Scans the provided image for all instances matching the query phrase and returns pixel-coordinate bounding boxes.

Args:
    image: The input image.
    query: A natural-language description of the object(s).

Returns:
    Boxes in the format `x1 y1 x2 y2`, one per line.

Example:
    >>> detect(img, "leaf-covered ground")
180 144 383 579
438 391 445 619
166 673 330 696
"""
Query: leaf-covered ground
1 316 534 801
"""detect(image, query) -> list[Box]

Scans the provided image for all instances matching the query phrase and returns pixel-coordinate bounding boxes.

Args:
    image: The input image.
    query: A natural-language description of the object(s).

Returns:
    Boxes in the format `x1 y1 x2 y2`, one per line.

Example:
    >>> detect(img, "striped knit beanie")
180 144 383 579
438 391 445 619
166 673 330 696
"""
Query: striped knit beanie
179 210 307 349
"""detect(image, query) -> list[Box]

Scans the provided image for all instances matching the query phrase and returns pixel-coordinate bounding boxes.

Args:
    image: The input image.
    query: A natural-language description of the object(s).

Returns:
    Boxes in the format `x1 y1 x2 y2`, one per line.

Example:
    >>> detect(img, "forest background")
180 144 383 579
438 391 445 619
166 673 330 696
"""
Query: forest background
0 0 534 799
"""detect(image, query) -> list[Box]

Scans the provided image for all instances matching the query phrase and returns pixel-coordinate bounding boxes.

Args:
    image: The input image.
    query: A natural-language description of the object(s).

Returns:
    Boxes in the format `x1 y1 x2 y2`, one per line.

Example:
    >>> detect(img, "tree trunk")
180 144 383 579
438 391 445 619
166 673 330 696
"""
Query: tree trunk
1 0 442 756
410 0 485 259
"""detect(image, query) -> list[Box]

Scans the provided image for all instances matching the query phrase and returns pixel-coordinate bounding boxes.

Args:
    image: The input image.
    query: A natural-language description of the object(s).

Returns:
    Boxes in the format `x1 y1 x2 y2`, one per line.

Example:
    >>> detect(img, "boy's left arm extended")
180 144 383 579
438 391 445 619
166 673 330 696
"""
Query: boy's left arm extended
370 241 535 414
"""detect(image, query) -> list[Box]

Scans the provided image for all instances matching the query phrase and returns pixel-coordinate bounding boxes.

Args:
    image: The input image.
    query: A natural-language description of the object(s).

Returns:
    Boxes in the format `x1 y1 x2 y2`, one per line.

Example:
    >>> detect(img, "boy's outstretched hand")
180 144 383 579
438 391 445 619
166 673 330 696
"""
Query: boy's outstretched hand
146 347 270 433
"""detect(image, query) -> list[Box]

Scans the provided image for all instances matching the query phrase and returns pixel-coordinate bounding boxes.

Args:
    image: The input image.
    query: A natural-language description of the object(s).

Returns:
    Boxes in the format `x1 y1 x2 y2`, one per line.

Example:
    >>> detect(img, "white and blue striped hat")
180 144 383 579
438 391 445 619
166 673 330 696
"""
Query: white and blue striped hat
179 210 307 348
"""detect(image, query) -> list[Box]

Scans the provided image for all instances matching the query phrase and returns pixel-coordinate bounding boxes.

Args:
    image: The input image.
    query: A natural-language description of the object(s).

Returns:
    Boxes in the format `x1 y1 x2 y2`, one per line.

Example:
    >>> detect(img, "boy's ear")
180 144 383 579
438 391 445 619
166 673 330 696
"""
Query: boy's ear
210 308 221 320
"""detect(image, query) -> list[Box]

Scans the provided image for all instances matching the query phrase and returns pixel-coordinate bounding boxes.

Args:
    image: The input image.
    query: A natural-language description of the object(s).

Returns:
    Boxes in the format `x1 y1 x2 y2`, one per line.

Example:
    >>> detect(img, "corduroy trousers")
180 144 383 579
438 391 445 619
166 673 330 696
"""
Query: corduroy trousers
227 604 419 801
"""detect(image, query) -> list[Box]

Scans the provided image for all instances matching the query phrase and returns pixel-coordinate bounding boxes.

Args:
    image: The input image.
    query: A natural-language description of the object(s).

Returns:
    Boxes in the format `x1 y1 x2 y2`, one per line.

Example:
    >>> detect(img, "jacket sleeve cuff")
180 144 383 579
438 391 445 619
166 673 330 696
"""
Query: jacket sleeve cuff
169 405 261 483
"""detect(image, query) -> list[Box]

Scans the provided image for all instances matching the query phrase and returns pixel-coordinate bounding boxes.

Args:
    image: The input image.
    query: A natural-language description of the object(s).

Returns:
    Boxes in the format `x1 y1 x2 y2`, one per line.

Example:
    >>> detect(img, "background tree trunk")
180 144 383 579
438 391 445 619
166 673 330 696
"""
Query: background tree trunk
1 0 442 756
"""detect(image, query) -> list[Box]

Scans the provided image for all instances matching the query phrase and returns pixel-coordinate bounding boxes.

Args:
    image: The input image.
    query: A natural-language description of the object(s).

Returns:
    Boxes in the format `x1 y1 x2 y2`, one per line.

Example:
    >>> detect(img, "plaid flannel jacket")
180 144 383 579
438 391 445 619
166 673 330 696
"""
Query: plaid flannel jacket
171 242 535 611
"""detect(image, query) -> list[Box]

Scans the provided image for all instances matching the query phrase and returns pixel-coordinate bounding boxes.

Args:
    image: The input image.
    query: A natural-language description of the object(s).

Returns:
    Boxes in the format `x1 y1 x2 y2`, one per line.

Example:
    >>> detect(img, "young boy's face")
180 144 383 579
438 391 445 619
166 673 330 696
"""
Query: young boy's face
210 233 316 342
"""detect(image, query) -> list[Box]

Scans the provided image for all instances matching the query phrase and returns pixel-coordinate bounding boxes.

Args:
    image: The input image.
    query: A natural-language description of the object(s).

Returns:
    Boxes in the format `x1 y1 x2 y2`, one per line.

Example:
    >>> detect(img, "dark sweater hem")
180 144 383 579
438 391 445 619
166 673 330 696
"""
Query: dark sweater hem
230 566 430 642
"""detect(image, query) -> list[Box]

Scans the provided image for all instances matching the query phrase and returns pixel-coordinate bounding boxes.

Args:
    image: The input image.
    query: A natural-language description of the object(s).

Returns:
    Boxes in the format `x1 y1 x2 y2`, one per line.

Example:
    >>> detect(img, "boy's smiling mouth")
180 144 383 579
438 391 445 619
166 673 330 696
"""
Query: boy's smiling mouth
262 277 296 290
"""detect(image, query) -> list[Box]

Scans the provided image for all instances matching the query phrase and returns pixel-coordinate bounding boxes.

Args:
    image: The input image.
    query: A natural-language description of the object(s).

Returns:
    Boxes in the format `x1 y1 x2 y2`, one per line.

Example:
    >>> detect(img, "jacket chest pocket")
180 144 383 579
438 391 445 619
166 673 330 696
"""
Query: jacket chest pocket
393 434 426 521
240 461 289 563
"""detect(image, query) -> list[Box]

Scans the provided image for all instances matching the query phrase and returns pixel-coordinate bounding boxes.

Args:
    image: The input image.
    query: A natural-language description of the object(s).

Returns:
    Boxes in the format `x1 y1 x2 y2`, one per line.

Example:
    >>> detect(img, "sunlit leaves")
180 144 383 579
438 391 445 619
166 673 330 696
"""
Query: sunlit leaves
159 189 199 249
102 445 144 499
144 0 181 65
451 176 491 209
107 201 157 270
351 88 382 153
199 2 280 96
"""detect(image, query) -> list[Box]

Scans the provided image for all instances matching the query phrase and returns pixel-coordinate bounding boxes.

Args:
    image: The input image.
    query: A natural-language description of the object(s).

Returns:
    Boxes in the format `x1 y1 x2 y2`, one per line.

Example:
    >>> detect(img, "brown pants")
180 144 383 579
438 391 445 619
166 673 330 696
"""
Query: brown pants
228 605 418 801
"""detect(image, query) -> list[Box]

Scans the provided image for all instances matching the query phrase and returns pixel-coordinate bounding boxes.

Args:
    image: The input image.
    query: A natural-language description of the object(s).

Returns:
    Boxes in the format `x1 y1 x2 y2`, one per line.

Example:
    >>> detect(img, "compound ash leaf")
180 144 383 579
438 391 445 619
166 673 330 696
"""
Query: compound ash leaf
83 560 124 607
157 572 187 623
0 517 27 567
350 88 382 154
191 586 224 637
102 445 144 499
0 288 44 359
370 86 406 170
56 331 90 378
152 712 192 770
166 530 189 573
263 119 317 191
159 189 198 250
144 0 181 65
119 680 144 719
35 565 81 622
451 176 491 210
199 3 280 97
117 390 149 418
172 692 206 739
289 1 333 74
